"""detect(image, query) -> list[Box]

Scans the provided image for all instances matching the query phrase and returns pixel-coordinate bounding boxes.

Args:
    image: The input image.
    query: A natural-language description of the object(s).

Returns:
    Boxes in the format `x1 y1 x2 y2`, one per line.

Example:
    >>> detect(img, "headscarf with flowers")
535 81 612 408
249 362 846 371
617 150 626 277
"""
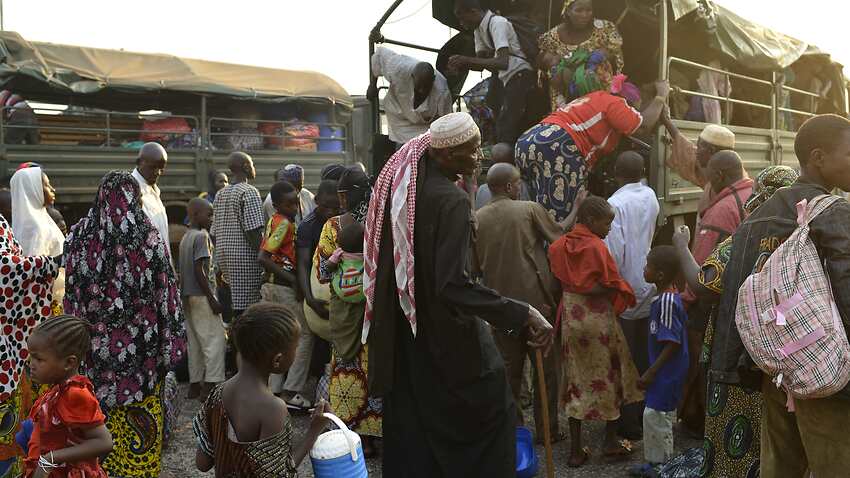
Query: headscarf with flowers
63 171 185 411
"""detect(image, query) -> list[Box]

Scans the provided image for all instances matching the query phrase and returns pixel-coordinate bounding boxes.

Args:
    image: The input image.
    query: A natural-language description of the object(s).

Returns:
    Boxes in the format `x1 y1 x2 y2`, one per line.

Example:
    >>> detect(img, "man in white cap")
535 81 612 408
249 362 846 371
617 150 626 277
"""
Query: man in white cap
363 112 554 477
661 115 739 211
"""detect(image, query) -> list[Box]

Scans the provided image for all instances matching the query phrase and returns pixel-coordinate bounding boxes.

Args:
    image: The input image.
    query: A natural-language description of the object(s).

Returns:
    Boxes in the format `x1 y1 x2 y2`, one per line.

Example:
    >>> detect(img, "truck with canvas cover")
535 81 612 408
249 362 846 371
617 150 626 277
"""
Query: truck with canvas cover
369 0 848 238
0 31 363 224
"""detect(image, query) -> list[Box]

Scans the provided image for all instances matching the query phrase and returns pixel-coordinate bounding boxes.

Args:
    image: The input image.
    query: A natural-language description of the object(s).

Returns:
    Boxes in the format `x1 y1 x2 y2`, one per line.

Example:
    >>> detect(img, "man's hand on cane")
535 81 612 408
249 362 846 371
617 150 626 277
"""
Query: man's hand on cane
526 305 554 357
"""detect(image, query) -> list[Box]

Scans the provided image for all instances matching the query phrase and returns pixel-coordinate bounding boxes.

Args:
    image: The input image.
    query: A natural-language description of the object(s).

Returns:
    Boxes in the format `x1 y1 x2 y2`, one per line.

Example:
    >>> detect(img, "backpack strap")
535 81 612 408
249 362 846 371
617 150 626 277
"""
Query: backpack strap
731 187 746 222
483 13 531 63
798 194 842 227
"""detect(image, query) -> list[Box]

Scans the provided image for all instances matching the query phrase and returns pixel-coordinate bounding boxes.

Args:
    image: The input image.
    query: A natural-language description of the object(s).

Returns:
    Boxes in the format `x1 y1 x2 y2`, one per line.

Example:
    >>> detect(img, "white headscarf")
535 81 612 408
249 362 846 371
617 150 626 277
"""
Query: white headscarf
11 167 64 256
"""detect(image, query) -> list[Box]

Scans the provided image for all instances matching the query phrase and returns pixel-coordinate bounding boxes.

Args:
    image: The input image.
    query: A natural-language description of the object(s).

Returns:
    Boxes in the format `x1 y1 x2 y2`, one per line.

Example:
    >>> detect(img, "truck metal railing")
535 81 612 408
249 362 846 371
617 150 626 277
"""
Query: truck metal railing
206 117 347 153
777 83 823 120
0 105 201 148
667 56 827 131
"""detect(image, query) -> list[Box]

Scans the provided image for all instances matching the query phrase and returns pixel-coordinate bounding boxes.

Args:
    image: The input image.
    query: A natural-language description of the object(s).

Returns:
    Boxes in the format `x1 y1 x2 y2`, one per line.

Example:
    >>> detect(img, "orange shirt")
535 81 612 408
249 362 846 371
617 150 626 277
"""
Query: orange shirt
541 91 642 168
261 213 297 274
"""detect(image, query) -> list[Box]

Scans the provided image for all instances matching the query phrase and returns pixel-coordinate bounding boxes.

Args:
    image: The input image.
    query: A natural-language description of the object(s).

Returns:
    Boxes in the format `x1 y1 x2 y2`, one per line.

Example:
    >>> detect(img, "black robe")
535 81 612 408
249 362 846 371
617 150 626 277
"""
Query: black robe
369 153 529 478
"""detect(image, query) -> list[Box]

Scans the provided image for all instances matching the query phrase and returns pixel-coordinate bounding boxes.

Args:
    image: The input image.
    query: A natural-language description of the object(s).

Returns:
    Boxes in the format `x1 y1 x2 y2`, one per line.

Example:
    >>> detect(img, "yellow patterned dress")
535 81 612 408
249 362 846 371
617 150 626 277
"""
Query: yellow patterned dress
314 216 382 437
539 19 625 109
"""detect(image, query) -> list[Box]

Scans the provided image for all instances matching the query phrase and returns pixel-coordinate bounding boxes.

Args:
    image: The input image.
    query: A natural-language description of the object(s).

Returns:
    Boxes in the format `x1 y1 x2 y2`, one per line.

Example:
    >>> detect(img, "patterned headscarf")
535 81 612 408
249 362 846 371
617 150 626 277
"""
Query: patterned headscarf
280 164 304 185
64 171 185 411
610 74 642 105
744 165 799 213
562 0 580 16
363 133 431 342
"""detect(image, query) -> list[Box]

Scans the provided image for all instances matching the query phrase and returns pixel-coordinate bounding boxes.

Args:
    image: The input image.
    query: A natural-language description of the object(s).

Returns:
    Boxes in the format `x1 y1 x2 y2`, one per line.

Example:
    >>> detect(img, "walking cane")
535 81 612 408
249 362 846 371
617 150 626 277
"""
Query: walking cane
534 349 555 478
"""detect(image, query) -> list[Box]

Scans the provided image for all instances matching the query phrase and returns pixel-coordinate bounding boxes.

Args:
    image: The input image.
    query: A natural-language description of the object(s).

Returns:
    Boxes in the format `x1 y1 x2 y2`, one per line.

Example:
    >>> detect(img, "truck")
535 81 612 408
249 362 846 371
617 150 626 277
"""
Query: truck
0 31 372 225
368 0 849 239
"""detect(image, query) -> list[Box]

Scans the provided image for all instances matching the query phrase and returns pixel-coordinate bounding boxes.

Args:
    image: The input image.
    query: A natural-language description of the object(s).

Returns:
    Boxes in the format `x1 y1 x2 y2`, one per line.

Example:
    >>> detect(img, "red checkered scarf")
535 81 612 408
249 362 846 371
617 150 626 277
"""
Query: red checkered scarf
363 132 431 342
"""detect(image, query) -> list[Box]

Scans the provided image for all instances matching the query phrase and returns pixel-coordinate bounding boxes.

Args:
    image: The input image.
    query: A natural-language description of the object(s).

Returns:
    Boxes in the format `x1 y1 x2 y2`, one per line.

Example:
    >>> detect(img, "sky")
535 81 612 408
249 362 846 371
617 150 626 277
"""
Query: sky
4 0 849 96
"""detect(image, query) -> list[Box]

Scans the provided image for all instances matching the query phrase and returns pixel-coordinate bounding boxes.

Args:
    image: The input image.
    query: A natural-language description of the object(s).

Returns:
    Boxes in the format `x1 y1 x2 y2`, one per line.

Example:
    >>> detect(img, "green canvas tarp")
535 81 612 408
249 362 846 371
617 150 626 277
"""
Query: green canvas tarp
0 31 353 108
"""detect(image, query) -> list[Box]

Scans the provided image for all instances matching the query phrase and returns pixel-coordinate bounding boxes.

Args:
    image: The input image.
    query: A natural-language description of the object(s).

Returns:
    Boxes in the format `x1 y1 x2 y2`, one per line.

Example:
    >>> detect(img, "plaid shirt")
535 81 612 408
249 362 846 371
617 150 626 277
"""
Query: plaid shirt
712 179 850 393
211 182 265 310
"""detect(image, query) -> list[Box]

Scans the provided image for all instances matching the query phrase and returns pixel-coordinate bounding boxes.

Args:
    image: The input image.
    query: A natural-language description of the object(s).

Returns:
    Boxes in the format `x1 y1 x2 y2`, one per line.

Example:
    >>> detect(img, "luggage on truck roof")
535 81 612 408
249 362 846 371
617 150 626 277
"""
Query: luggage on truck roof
0 31 353 109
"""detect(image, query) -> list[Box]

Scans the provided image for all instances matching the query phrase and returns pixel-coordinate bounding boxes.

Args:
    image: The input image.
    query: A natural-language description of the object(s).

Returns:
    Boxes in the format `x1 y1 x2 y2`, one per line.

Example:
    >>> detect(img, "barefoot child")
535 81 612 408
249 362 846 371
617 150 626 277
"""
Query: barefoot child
180 197 226 400
548 196 643 468
193 302 331 477
24 315 114 477
630 246 689 477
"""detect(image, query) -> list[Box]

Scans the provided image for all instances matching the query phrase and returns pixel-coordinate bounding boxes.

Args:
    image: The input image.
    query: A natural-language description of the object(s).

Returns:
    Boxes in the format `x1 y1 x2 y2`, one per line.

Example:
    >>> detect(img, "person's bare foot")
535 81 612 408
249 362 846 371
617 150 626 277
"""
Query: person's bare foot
187 383 201 400
567 447 590 468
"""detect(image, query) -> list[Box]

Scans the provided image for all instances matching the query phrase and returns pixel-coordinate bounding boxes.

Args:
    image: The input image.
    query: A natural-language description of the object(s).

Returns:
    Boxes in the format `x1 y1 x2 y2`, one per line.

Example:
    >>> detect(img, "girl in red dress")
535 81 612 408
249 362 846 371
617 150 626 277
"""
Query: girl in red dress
24 315 114 478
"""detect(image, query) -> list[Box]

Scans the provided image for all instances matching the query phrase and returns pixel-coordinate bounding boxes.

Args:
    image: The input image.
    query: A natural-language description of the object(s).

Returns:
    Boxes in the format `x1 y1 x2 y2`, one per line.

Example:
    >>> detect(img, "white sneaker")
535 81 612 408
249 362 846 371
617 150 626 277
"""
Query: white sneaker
285 393 312 410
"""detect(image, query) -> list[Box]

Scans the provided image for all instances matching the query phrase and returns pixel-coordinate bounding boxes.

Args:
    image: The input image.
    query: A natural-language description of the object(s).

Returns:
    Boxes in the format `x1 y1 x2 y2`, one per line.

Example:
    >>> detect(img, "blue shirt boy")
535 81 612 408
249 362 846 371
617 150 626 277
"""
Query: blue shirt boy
646 289 689 411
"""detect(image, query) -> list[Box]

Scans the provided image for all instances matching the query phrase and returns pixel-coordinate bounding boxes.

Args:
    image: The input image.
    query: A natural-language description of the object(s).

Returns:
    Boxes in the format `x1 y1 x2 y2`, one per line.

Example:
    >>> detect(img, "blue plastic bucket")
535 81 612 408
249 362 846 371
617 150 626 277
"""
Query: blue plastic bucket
516 427 539 478
310 413 369 478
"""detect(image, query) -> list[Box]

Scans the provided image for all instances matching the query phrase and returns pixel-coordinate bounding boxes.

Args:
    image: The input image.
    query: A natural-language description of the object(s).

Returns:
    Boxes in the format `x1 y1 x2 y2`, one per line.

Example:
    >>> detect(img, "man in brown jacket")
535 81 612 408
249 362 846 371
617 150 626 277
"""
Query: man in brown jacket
474 162 576 441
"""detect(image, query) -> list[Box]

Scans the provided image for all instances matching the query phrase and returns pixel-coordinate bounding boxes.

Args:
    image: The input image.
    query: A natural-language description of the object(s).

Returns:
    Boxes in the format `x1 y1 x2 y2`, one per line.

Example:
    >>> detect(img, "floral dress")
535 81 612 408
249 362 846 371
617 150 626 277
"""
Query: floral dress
560 292 644 420
63 171 186 478
0 216 57 477
539 19 624 109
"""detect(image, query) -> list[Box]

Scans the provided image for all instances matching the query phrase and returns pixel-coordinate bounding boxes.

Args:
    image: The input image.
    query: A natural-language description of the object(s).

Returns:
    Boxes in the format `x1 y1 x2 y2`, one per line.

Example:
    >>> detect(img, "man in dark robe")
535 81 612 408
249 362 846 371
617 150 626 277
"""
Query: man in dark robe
363 112 553 477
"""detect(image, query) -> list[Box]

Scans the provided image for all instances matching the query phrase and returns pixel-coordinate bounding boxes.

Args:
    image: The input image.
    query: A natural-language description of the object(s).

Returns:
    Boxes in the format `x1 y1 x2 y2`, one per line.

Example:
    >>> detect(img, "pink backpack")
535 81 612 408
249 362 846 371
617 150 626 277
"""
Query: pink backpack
735 195 850 409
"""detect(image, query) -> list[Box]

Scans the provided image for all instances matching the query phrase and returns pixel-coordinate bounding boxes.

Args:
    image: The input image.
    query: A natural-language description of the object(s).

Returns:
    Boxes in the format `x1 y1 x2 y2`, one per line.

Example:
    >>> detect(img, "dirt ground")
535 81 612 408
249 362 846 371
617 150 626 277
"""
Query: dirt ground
161 384 700 478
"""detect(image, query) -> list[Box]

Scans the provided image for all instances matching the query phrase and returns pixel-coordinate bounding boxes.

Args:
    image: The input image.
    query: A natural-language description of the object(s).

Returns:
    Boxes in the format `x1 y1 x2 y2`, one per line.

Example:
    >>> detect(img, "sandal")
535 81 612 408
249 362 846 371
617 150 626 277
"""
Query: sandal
567 447 591 468
603 439 634 460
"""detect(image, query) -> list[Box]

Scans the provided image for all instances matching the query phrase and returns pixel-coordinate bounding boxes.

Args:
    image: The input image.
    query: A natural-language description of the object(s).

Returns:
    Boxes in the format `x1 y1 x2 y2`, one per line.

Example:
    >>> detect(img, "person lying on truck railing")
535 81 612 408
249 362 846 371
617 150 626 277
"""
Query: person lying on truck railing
368 46 452 147
450 0 544 145
515 50 669 223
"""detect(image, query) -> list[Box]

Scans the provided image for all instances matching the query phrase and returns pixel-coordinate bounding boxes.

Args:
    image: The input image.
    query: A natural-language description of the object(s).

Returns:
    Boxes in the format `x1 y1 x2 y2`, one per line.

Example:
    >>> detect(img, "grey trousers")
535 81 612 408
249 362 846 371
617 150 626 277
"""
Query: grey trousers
262 283 314 397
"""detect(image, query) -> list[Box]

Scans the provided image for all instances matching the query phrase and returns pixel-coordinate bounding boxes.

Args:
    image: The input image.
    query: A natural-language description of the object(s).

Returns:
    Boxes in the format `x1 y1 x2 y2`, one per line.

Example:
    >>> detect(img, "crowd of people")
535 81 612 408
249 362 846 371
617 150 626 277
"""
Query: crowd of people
0 0 847 477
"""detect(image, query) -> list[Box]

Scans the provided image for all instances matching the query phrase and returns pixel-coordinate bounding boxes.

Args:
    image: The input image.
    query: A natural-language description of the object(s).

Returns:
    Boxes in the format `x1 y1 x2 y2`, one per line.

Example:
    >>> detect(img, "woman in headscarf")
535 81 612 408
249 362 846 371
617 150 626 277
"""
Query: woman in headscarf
10 166 65 312
314 165 382 456
63 171 186 478
0 216 58 477
668 165 798 478
539 0 625 109
516 51 669 222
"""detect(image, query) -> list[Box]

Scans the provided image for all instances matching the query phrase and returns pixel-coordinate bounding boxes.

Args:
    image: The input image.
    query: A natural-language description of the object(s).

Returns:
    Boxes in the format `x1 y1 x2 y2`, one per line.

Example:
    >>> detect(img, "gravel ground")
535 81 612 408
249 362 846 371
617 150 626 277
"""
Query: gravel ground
162 384 700 478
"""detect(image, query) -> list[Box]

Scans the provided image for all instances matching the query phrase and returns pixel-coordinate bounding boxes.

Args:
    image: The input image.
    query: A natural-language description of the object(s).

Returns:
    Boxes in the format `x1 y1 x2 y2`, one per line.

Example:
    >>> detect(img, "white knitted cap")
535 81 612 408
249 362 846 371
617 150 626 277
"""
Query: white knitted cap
429 112 480 149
